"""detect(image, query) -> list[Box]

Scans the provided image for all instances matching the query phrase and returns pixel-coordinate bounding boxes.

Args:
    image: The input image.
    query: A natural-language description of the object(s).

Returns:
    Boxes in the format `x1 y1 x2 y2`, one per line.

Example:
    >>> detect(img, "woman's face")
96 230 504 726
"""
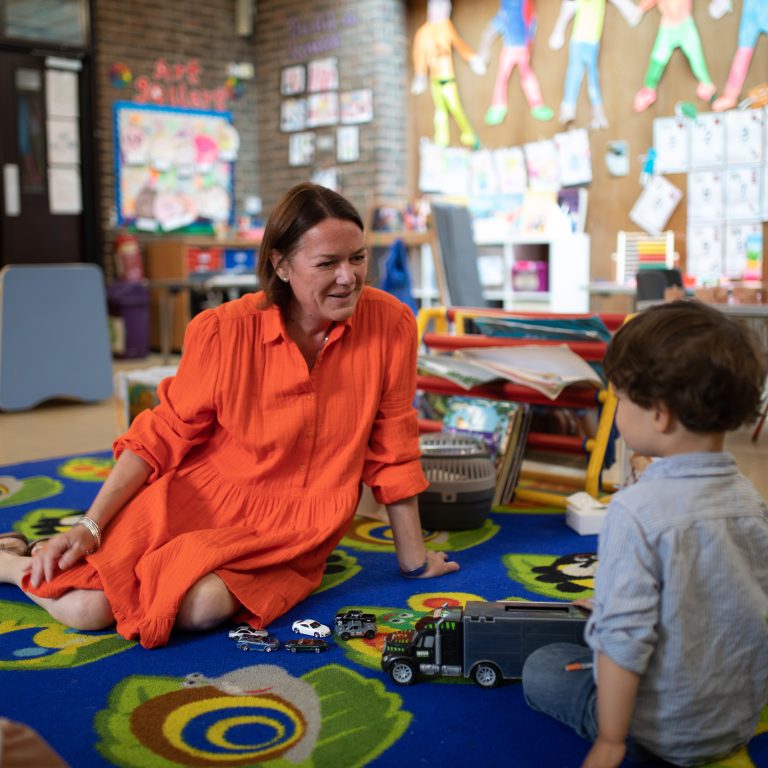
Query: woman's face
280 218 368 327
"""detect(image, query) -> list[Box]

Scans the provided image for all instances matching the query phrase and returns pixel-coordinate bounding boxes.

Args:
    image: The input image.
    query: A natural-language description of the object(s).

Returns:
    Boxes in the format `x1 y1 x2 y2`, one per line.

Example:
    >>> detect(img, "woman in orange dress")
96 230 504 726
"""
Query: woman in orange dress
0 183 458 649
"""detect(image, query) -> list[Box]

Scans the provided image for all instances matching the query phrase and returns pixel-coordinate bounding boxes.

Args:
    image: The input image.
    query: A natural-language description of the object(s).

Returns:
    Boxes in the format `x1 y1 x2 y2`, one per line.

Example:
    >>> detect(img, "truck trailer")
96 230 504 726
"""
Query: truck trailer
381 600 588 688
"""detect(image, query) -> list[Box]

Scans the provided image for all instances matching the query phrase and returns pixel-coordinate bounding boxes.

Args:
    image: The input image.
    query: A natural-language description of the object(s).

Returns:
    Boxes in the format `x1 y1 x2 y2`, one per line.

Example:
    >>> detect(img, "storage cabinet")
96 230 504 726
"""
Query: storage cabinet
145 237 259 351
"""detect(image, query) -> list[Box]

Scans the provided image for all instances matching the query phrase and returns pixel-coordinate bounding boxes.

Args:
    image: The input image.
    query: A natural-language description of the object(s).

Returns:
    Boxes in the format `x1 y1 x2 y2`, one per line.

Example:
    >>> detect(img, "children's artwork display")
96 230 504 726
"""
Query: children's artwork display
633 0 715 113
711 0 768 112
548 0 641 129
477 0 553 124
411 0 485 148
114 102 237 233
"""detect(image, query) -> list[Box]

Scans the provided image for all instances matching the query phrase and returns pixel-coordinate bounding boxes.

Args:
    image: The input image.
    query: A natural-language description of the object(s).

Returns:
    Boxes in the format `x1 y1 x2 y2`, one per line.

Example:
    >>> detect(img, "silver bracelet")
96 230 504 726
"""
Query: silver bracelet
400 558 429 579
75 516 102 554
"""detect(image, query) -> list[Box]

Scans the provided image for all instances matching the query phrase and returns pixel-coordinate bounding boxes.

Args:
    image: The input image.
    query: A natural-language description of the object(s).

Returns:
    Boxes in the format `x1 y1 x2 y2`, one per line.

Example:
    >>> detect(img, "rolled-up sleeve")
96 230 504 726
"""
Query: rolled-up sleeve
113 310 220 481
362 306 429 505
586 500 660 675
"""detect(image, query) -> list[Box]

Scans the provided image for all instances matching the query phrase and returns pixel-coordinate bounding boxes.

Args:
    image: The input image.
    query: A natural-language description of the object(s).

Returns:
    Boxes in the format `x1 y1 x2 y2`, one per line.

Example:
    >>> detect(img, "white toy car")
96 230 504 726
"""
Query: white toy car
291 618 331 638
228 624 268 641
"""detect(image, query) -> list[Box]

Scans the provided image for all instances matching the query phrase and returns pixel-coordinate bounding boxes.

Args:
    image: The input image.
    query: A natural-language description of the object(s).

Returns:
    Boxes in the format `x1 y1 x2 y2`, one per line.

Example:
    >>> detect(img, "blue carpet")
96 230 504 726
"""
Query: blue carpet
0 453 767 767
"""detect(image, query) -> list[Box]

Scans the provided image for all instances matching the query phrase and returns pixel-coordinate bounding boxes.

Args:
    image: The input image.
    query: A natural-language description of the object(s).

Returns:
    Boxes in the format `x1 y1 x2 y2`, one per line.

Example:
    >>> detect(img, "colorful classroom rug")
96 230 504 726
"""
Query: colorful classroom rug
1 453 767 768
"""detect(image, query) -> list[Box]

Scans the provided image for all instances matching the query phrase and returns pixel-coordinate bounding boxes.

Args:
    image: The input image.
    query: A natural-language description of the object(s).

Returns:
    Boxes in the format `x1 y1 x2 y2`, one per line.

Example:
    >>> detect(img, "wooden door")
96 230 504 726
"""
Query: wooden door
0 52 85 266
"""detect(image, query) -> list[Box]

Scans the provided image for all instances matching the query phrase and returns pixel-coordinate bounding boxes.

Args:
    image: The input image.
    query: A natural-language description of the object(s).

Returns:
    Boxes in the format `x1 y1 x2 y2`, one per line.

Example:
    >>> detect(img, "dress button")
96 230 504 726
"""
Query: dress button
307 393 314 400
299 464 306 471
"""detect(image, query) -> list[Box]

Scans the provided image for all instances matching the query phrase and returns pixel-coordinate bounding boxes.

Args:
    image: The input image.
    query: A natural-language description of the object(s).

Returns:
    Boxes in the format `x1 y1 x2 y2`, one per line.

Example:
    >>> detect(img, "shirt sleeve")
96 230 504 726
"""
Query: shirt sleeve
113 309 220 481
585 497 660 675
362 305 429 505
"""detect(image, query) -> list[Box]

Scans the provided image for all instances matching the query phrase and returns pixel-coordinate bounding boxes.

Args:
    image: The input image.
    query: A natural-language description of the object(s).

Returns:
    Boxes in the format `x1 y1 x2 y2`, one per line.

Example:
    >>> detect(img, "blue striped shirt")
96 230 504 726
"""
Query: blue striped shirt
586 452 768 765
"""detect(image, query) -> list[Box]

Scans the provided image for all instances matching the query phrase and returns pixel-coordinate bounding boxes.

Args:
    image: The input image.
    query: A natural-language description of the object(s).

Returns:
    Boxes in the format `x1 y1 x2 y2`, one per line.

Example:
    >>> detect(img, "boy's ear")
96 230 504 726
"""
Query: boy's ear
652 402 673 433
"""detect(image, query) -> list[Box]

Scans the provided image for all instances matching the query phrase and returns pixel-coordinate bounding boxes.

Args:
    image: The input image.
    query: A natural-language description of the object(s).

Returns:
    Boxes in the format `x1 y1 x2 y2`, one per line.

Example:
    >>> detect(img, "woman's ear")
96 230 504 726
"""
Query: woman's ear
270 250 287 281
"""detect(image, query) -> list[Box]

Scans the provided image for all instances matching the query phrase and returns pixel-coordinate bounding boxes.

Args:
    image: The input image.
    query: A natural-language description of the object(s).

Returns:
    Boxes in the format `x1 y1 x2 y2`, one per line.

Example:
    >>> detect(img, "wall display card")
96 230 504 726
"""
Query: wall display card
289 131 315 166
46 69 79 118
629 174 682 235
418 138 471 196
470 150 499 199
340 89 373 124
653 116 689 173
494 147 527 195
554 129 592 187
307 57 339 92
280 98 307 132
48 166 82 214
689 112 725 168
725 109 764 165
336 125 359 163
114 102 236 231
306 92 339 128
47 117 80 165
724 166 762 220
724 221 762 278
763 163 768 220
686 223 723 283
523 139 560 192
281 64 306 96
687 170 723 221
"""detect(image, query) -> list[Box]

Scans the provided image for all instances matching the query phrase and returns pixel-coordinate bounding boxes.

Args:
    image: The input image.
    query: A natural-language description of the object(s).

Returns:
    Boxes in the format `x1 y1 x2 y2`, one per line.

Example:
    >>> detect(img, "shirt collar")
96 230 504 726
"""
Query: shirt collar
261 287 365 344
641 452 738 480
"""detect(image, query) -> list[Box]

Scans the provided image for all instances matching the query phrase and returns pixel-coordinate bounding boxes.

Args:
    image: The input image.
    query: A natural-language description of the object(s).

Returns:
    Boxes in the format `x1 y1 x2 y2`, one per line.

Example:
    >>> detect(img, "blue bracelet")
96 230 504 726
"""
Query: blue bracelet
400 559 429 579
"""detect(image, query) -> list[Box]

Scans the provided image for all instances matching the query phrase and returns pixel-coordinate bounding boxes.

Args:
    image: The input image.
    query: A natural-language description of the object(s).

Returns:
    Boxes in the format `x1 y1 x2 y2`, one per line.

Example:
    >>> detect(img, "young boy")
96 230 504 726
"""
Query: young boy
522 300 768 767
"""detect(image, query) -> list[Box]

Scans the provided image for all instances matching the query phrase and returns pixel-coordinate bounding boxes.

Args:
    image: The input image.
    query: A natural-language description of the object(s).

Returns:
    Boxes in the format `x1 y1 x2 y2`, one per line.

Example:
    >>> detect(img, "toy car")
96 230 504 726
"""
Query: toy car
237 635 280 653
334 610 377 640
228 624 268 641
291 618 331 638
285 637 328 654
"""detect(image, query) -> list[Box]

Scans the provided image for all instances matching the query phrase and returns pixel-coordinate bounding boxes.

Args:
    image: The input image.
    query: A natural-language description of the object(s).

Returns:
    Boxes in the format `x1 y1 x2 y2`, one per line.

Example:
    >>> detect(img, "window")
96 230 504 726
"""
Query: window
2 0 89 46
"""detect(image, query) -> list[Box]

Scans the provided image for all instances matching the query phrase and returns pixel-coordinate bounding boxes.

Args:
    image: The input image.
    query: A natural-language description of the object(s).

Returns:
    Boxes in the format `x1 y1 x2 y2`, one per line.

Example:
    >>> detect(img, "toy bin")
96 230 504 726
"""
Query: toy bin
107 281 150 359
418 433 496 531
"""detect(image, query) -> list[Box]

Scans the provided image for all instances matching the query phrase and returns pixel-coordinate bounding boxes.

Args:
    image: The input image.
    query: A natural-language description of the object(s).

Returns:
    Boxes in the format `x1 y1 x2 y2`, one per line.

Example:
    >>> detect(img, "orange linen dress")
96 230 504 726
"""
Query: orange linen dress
25 287 428 648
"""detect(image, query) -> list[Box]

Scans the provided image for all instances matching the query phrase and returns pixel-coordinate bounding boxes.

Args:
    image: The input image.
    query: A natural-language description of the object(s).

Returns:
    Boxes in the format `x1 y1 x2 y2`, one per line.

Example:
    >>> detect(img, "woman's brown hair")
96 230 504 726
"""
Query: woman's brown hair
257 183 364 313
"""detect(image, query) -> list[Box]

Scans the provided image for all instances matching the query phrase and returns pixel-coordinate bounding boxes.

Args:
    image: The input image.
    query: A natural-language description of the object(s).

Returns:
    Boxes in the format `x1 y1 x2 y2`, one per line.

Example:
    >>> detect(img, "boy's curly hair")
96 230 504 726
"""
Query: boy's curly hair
604 300 767 433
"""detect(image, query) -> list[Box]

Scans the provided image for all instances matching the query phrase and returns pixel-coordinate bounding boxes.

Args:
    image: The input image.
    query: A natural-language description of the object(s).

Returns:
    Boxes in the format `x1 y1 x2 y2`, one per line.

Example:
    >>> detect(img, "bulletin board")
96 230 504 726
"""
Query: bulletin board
113 102 238 233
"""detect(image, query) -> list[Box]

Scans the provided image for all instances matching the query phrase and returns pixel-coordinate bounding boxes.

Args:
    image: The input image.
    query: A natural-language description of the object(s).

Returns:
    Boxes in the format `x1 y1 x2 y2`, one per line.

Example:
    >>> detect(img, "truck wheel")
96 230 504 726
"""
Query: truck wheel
472 663 501 688
341 632 350 640
389 660 416 686
364 630 375 639
239 644 249 651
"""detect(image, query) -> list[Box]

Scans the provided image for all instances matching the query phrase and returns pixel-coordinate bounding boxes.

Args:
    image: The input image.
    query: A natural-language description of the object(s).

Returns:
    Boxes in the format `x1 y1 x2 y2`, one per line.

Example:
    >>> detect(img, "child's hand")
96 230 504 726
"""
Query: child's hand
581 736 626 768
573 598 594 613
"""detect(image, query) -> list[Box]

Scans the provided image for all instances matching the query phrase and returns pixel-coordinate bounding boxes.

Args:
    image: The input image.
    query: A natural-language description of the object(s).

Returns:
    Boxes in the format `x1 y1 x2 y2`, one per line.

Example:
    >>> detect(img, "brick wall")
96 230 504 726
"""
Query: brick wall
93 0 260 264
92 0 408 268
254 0 409 220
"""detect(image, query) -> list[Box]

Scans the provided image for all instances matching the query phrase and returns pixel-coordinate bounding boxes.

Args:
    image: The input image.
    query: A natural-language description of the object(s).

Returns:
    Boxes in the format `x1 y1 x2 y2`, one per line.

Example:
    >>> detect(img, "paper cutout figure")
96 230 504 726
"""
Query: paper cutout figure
412 0 486 148
549 0 642 129
710 0 768 112
478 0 553 124
633 0 716 113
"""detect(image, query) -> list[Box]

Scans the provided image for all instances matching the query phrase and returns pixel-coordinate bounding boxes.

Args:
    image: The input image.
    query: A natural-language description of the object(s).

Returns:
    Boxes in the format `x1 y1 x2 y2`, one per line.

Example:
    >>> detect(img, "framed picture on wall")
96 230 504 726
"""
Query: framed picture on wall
340 89 373 124
307 92 339 128
289 132 315 166
308 57 338 92
280 98 307 132
337 126 359 163
281 64 306 96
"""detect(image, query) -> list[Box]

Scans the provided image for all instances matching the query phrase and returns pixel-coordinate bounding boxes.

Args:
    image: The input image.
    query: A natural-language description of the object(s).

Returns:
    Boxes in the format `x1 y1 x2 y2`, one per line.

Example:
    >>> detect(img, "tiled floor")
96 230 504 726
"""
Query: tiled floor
1 354 767 499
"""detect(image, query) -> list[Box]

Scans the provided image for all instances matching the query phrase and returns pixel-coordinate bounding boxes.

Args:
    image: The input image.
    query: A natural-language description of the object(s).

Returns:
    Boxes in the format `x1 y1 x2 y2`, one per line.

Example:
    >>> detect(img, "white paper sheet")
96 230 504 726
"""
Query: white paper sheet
725 109 764 165
687 170 724 221
629 175 682 236
689 112 725 168
653 116 689 173
724 166 762 220
45 69 79 118
48 166 82 214
686 223 723 283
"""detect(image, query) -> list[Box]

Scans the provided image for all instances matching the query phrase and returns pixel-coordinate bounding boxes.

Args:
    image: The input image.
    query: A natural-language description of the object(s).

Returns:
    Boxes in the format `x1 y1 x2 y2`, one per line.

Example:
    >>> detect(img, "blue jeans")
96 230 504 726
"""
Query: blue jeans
522 643 680 767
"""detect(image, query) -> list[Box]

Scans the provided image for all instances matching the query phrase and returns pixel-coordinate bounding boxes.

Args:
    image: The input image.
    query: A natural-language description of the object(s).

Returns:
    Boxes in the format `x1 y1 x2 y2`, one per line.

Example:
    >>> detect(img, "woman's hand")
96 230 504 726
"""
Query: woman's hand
28 525 95 587
420 550 460 578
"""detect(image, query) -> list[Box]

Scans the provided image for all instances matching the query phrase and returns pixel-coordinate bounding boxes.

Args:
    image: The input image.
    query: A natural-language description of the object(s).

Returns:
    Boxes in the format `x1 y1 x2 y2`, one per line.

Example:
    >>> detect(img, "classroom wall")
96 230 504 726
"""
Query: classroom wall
93 0 260 263
406 0 768 283
253 0 410 218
